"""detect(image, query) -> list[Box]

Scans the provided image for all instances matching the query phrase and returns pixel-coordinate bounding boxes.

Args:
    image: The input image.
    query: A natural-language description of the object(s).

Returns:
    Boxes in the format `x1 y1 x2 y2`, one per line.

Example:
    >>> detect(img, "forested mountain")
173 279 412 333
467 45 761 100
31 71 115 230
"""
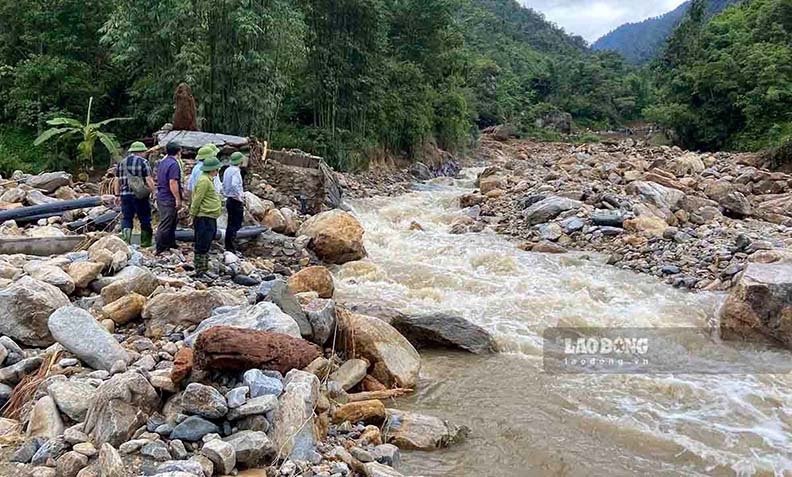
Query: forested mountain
647 0 792 151
592 0 742 64
0 0 642 172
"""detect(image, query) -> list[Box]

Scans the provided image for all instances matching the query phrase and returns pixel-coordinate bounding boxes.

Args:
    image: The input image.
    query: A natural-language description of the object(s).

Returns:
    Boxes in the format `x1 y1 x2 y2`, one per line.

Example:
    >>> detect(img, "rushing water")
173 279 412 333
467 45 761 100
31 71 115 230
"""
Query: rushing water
334 170 792 477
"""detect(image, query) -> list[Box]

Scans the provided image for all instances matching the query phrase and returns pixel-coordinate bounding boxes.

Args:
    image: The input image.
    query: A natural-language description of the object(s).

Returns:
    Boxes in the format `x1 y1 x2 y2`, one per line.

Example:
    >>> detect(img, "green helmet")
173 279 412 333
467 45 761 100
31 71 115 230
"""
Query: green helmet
229 151 245 165
202 157 222 171
128 141 147 153
207 144 220 154
196 145 217 162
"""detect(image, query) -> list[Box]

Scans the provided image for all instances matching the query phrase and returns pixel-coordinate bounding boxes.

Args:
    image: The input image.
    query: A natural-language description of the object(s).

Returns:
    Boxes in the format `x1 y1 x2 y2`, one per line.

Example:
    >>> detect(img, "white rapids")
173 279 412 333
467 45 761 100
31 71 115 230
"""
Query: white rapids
333 170 792 477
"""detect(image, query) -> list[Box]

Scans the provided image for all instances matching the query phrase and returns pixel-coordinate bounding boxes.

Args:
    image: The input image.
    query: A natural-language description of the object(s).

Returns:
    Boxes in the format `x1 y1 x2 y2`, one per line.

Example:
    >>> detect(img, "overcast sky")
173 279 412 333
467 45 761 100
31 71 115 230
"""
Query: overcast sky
521 0 688 43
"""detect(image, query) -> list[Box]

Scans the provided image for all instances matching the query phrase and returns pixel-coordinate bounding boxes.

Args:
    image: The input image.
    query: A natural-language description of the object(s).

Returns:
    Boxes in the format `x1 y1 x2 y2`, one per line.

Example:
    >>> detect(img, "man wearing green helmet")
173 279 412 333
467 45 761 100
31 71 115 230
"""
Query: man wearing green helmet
115 141 156 246
187 143 222 194
189 147 223 276
222 151 246 253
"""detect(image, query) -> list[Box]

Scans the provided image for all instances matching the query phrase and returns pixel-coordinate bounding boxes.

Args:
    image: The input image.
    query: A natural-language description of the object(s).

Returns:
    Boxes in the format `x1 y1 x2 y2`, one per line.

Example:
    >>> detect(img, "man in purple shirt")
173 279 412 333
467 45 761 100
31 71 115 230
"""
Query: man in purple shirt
155 142 183 255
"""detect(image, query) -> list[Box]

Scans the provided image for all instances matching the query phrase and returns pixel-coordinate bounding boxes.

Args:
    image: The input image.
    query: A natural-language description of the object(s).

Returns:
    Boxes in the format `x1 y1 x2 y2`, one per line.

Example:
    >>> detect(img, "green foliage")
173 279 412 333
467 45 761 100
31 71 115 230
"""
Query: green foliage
0 127 56 176
650 0 792 151
34 97 127 170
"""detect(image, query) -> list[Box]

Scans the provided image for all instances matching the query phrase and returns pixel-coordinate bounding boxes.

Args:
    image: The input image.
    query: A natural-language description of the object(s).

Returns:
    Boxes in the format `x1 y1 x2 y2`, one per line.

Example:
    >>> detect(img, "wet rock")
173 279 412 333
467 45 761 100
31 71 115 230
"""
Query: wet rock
287 266 334 298
298 209 367 264
333 400 386 425
56 450 88 477
255 279 312 337
391 313 497 354
27 396 64 439
182 383 228 419
194 326 320 375
303 298 336 346
329 359 368 391
97 443 126 477
223 430 275 468
83 371 159 446
27 172 71 193
522 196 583 225
243 369 284 398
383 409 467 450
186 302 301 346
68 262 104 289
48 380 97 422
201 438 236 475
23 262 75 294
338 311 421 388
101 293 146 325
170 415 220 442
271 370 320 462
0 276 70 346
143 288 246 338
721 262 792 348
48 306 129 372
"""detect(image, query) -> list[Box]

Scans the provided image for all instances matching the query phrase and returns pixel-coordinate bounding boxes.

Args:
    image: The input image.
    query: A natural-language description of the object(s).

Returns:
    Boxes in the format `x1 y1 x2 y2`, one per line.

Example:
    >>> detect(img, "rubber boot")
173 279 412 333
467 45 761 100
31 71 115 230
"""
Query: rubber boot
121 228 132 244
140 229 153 248
194 254 208 276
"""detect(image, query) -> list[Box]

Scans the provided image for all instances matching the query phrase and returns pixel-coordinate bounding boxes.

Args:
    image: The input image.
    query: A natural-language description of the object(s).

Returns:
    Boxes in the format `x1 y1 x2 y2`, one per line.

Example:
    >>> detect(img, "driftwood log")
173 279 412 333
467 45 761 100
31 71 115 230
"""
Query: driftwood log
193 326 321 375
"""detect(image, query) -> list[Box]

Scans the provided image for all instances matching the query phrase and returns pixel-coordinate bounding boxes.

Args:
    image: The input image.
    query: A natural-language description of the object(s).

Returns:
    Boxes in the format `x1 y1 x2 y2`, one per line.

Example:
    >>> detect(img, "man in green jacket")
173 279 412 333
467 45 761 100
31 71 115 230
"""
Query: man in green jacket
189 148 223 276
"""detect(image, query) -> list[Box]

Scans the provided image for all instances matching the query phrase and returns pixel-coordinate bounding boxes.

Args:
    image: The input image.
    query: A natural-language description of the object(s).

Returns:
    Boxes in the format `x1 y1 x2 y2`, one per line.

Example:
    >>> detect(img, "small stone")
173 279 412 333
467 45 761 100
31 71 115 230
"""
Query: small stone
169 439 188 459
226 386 249 409
72 442 97 457
350 446 374 463
223 430 275 467
63 428 89 445
58 358 79 368
227 395 278 421
372 443 400 467
201 439 236 475
57 451 89 477
140 440 172 461
170 415 220 442
157 460 206 476
97 443 126 477
243 369 283 398
182 383 228 419
118 439 147 454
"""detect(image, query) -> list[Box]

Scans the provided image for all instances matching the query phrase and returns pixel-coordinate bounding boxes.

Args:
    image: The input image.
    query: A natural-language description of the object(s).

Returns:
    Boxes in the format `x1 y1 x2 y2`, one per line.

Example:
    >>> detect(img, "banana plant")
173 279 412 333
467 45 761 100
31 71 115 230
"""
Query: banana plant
34 97 130 170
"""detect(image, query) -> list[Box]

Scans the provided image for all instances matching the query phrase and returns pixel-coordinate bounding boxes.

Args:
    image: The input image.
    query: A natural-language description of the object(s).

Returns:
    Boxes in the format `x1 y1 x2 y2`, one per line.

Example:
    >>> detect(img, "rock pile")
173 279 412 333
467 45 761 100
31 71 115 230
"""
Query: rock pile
463 135 792 290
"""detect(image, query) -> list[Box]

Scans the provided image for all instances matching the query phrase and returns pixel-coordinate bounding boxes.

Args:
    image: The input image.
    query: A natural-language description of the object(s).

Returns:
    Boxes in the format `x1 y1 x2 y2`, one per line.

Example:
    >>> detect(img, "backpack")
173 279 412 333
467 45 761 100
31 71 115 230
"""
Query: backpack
124 157 151 200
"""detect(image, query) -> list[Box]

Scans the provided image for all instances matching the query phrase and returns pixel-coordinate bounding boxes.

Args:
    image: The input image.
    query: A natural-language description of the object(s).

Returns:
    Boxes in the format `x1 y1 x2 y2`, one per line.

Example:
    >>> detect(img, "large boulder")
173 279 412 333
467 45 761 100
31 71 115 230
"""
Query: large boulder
256 279 312 337
271 370 320 462
627 181 685 212
83 372 159 447
68 262 104 289
185 302 301 346
193 326 321 375
705 180 753 217
383 409 467 450
26 172 72 194
47 380 97 422
338 311 421 388
88 235 129 260
142 289 246 337
391 313 497 354
298 210 366 264
23 262 75 295
0 276 70 346
522 197 582 225
99 266 158 304
287 266 334 298
720 262 792 348
48 306 129 372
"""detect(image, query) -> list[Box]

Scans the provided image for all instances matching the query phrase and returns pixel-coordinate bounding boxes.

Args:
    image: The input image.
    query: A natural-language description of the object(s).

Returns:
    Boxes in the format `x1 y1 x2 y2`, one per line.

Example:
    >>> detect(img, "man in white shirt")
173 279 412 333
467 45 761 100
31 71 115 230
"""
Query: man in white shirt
188 143 222 194
222 152 246 253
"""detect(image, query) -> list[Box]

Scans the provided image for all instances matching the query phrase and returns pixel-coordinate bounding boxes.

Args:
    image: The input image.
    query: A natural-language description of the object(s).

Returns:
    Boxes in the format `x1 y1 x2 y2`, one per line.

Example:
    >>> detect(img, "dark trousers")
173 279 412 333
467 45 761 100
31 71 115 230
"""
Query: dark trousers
194 216 217 255
120 195 152 231
156 202 178 253
225 198 244 252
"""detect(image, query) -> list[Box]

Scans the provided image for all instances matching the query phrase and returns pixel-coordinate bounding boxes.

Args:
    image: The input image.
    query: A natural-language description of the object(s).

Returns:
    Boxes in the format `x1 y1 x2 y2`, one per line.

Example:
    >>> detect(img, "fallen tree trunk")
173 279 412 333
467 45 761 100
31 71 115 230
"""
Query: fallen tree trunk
0 235 87 256
175 226 266 242
0 197 103 224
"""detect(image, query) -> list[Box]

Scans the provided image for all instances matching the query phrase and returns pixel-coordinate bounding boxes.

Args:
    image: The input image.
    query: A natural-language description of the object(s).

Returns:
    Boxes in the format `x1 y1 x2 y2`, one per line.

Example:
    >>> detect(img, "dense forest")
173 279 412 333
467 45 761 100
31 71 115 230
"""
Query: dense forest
592 0 741 64
0 0 788 173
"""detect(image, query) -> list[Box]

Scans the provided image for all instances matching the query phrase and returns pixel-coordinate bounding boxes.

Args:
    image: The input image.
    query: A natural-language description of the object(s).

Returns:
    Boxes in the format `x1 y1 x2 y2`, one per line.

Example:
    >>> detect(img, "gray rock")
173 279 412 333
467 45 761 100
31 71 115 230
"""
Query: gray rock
227 395 278 421
627 181 685 212
243 369 284 398
536 223 563 241
391 313 497 355
27 396 64 439
329 359 368 391
223 430 275 467
591 209 624 227
185 302 301 346
97 443 127 477
182 383 228 419
23 262 75 295
559 216 585 234
26 172 71 194
140 441 172 461
255 279 312 336
599 226 624 236
372 443 400 467
72 442 96 457
225 386 249 409
0 382 12 407
384 409 468 450
0 336 24 365
170 416 219 442
0 276 70 346
303 298 336 346
522 196 583 225
201 439 236 475
83 372 159 447
363 462 406 477
48 306 129 372
271 370 320 461
156 460 205 476
56 450 88 477
12 437 46 463
48 380 97 422
0 356 43 385
63 427 89 445
169 440 188 459
235 415 270 433
31 437 67 465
